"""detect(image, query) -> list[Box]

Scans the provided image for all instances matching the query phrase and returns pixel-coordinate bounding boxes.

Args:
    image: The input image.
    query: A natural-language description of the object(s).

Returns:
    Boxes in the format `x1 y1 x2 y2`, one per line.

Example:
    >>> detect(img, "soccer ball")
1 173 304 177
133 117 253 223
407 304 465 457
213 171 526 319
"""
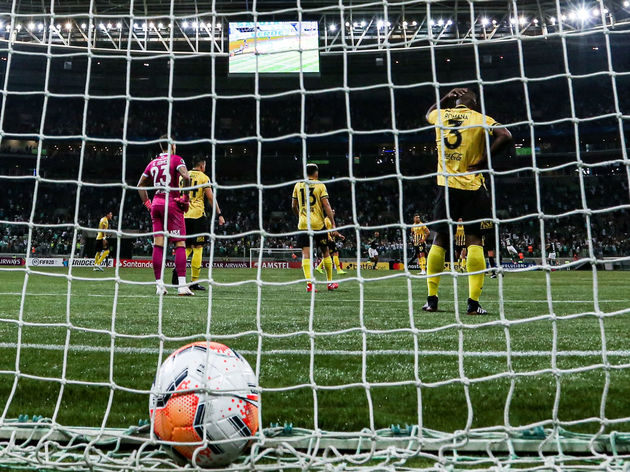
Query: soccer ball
149 341 260 467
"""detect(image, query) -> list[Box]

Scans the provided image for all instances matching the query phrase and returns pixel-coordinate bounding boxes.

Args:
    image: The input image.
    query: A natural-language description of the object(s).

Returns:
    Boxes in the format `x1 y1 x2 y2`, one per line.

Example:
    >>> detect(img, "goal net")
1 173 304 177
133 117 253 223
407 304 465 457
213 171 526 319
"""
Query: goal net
1 0 630 470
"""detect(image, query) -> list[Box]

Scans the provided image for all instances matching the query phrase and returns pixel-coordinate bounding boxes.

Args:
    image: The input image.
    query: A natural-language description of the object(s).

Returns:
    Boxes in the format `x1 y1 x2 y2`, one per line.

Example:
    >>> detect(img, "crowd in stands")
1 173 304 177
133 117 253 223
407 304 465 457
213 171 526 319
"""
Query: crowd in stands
1 171 628 262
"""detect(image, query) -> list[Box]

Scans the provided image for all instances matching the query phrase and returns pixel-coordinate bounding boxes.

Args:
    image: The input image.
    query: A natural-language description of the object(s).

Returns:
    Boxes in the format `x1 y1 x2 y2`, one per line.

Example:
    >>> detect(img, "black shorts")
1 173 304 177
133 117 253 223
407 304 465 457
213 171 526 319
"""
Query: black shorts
413 243 426 254
481 221 497 251
185 216 209 247
432 186 491 238
95 239 107 252
296 230 329 251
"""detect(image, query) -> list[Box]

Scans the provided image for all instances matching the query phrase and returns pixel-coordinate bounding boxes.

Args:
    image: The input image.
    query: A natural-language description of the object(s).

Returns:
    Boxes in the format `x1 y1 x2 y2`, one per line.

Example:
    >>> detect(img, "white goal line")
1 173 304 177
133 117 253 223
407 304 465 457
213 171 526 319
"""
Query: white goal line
0 292 627 304
0 343 628 358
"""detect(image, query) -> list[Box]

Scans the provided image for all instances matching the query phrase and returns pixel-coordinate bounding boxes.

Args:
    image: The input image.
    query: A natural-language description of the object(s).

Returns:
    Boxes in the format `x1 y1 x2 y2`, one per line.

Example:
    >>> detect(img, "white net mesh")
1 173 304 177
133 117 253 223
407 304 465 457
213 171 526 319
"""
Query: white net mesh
1 0 630 470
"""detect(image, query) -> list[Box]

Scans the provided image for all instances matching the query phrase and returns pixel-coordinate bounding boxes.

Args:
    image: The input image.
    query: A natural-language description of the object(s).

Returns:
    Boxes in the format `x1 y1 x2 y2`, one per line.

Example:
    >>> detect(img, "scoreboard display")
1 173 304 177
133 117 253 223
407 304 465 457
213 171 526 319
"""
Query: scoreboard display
228 21 320 74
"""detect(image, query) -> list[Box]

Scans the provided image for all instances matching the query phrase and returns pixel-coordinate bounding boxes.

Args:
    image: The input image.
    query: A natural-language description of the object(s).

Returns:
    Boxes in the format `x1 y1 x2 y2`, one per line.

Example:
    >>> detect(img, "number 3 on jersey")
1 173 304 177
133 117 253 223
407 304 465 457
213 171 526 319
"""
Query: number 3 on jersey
299 187 316 209
445 119 463 150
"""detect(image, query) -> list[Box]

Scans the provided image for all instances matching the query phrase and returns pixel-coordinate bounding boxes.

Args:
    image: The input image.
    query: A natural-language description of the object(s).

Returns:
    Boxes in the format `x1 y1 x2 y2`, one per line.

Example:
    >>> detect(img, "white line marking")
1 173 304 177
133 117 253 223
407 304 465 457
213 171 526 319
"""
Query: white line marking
0 292 627 304
0 342 628 357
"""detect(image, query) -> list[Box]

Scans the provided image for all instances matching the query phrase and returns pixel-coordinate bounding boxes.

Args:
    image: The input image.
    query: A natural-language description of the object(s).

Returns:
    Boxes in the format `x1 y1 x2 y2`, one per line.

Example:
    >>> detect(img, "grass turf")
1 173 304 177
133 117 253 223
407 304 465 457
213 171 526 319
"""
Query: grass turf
0 266 629 435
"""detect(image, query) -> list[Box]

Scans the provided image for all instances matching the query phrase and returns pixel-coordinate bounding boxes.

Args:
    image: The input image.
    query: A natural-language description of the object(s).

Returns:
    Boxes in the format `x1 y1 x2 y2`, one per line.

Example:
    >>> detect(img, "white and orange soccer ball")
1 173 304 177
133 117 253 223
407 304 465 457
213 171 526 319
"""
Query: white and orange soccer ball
149 341 260 467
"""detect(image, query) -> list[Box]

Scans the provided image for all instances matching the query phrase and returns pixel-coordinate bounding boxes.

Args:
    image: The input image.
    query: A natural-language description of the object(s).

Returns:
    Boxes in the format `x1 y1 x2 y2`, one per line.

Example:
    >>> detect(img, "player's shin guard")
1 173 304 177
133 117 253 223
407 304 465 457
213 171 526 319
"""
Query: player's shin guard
323 256 333 282
333 254 341 271
191 247 202 282
427 245 446 297
152 245 164 281
302 258 312 283
467 245 486 302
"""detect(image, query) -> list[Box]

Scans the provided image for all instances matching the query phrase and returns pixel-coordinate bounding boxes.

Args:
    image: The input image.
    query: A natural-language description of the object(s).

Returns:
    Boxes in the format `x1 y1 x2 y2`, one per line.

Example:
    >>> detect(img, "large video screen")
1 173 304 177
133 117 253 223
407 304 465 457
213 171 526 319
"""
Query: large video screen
228 21 320 74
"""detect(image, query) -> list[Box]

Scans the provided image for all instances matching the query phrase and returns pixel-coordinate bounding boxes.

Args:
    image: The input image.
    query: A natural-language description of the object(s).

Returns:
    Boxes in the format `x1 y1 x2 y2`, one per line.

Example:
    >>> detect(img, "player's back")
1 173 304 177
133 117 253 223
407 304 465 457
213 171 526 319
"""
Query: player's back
97 217 108 240
185 170 210 219
143 153 186 199
292 180 328 230
427 105 497 190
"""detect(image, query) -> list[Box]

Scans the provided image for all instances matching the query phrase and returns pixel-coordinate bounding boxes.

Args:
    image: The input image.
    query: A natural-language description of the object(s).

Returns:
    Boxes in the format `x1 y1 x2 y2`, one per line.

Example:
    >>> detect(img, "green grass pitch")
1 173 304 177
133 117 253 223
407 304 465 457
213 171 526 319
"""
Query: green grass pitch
229 49 320 74
0 267 629 435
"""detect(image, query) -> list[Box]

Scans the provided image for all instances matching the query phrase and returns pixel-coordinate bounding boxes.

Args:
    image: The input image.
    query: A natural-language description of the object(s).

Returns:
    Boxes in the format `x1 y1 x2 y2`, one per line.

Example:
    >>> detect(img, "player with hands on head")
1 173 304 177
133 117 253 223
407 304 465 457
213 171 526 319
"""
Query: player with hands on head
423 87 512 315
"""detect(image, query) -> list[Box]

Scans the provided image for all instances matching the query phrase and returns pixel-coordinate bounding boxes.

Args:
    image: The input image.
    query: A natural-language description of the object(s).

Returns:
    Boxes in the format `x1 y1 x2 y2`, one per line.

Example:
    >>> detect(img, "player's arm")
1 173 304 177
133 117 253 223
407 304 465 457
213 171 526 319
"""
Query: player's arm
204 187 225 226
322 197 335 227
177 165 191 192
425 88 468 123
137 174 153 212
471 126 513 171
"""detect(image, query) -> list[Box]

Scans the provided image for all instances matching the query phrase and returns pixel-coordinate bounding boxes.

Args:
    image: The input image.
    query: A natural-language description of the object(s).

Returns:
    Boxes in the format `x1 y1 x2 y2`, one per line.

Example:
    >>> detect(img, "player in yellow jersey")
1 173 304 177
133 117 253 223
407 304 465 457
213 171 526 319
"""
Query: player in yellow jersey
292 163 337 293
93 211 113 271
316 209 346 275
454 219 467 273
171 155 225 290
409 214 430 274
423 88 512 315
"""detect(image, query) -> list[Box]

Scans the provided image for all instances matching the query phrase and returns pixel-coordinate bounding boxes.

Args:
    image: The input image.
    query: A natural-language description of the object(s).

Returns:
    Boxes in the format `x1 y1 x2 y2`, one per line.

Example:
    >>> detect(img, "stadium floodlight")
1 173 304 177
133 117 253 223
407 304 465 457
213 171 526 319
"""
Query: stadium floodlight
577 8 589 20
344 21 349 27
437 18 444 26
80 22 86 29
510 17 517 24
625 1 630 7
116 22 122 29
157 23 163 29
428 19 435 26
38 23 44 31
411 20 417 26
106 23 112 29
592 8 600 16
446 19 452 26
376 20 384 28
533 18 539 24
519 16 527 25
550 16 557 25
480 17 490 26
329 24 336 31
99 23 106 30
568 11 577 20
182 20 189 28
27 22 35 31
149 21 155 28
353 22 358 27
360 20 366 27
66 22 72 30
56 23 61 30
402 21 408 28
192 21 198 29
385 21 391 26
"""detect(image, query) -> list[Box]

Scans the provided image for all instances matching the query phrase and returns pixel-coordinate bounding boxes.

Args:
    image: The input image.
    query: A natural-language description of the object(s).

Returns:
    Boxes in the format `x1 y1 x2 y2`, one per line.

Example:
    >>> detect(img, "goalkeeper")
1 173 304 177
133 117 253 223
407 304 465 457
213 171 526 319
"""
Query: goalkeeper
423 88 511 315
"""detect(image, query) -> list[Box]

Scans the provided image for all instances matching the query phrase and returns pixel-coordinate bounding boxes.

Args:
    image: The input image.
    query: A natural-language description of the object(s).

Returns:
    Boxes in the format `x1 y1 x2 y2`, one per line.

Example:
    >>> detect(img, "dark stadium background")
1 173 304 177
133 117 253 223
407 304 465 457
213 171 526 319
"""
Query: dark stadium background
1 21 629 261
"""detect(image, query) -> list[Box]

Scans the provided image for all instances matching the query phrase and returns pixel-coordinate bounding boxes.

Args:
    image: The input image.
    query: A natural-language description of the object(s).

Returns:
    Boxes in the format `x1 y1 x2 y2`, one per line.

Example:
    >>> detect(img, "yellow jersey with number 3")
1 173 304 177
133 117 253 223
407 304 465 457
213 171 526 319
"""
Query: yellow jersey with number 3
427 105 498 191
292 180 328 230
182 170 210 219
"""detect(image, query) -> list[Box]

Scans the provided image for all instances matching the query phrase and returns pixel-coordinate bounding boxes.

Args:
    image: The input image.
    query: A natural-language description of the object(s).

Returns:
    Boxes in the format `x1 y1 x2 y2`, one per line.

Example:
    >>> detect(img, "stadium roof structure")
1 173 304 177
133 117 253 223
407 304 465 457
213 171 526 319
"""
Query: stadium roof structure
0 0 628 54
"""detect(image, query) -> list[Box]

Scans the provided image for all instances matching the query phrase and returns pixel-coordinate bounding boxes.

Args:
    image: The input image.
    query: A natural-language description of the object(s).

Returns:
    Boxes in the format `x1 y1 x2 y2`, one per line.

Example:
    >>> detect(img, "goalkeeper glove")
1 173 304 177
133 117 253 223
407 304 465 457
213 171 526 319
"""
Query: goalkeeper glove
143 199 152 212
175 194 190 212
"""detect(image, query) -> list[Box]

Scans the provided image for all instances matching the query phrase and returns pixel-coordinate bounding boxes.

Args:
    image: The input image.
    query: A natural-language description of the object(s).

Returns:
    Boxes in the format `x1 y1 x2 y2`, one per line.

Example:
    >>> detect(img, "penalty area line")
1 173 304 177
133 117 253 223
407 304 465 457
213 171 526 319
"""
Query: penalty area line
0 342 629 357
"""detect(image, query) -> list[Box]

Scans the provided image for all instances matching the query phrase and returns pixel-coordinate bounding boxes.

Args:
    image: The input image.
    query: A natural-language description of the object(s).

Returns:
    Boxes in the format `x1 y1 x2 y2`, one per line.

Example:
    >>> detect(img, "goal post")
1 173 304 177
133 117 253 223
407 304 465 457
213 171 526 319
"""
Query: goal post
1 0 630 470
